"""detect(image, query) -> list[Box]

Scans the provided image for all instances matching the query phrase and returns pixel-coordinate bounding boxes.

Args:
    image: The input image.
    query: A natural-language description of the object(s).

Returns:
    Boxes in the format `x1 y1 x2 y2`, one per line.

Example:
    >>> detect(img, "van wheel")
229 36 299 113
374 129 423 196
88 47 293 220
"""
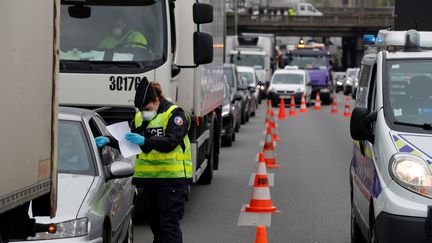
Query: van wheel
351 206 367 243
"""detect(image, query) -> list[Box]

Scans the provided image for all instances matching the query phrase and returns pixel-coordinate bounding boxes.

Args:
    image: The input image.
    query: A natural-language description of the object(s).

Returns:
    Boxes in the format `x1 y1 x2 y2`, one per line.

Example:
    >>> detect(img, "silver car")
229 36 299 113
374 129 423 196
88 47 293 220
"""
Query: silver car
17 107 136 243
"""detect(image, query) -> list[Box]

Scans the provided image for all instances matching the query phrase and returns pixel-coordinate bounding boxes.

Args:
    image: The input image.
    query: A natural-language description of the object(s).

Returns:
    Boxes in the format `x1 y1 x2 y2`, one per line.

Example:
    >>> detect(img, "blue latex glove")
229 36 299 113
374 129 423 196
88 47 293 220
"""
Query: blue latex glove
95 136 109 148
125 132 145 145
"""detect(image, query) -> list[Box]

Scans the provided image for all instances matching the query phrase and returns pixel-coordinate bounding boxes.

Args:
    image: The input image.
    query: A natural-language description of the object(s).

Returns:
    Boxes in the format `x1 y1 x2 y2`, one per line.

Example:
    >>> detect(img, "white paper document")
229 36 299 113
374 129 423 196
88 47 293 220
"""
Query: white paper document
106 121 142 158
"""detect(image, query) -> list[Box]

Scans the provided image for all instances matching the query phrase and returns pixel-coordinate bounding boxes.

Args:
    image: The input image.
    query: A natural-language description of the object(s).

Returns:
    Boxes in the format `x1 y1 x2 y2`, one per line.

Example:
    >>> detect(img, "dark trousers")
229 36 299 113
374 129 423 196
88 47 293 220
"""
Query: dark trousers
141 183 188 243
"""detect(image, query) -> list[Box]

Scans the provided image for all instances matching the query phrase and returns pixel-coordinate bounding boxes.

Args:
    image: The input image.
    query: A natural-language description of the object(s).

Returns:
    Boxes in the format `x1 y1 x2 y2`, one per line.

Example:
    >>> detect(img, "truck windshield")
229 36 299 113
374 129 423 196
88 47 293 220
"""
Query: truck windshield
386 60 432 127
272 73 304 85
58 121 95 176
60 0 166 73
231 54 265 69
289 56 327 70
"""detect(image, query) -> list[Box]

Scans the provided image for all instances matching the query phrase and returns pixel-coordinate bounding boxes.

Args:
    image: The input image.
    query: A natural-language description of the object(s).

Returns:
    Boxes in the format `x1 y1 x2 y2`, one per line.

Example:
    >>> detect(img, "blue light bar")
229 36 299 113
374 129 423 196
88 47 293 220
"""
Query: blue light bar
363 35 376 45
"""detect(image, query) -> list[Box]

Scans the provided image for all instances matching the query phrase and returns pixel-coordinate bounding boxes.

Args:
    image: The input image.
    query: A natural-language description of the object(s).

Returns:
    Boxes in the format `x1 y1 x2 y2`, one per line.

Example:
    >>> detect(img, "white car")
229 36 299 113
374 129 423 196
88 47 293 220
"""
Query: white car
18 107 136 243
268 69 312 107
237 66 260 110
350 30 432 243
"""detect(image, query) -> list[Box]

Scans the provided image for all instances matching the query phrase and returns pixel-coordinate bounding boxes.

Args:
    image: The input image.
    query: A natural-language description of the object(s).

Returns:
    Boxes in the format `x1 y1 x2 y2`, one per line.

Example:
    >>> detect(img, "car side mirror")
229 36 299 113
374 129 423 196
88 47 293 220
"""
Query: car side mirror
107 161 134 180
350 107 378 144
232 93 243 103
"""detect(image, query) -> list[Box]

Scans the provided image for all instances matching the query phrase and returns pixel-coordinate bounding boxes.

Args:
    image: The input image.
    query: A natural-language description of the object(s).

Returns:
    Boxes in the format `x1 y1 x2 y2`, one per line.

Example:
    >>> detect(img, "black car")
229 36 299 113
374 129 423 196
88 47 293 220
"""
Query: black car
224 63 250 125
221 76 241 146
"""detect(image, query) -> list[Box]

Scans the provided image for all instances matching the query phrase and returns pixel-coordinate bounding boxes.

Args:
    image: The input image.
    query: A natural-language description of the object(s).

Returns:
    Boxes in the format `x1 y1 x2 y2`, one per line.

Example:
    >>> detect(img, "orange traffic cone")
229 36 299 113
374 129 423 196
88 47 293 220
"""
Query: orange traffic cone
255 226 269 243
265 109 276 129
343 97 351 117
314 92 322 110
263 136 281 168
264 126 275 149
245 153 277 213
331 94 338 114
299 94 308 113
278 97 287 120
288 97 297 116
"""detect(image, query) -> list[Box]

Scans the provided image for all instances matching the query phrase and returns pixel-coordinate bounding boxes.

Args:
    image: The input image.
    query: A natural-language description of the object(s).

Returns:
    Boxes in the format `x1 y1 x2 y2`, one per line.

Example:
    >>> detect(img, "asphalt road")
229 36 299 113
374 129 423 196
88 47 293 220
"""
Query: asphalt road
135 93 354 243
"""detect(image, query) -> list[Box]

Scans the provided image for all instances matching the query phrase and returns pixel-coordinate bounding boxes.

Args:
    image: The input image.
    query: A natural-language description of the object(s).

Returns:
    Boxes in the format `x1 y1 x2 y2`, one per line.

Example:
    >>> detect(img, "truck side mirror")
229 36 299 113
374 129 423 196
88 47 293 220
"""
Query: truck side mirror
68 5 91 18
193 3 213 24
350 107 377 143
194 32 213 65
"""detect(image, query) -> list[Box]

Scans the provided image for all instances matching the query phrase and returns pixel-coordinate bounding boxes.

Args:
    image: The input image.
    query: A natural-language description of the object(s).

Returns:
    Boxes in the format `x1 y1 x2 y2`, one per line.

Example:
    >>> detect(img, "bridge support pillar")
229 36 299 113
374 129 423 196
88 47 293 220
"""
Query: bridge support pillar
342 36 363 69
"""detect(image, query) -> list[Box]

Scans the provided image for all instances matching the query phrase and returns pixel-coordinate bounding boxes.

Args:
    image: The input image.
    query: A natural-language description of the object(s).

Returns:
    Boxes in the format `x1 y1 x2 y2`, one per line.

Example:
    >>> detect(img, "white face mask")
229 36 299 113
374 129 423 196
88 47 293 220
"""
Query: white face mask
142 110 157 121
141 102 159 121
112 28 123 37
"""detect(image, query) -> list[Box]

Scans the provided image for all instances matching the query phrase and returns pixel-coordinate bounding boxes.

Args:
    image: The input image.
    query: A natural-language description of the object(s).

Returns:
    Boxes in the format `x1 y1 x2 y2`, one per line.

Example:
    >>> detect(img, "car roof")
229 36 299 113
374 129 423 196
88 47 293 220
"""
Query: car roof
237 66 255 72
59 106 96 122
273 69 307 75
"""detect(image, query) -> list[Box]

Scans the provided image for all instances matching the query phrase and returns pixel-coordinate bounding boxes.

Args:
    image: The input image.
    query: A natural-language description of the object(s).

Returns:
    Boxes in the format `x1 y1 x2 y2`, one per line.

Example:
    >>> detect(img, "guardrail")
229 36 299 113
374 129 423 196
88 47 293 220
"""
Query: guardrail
233 14 394 28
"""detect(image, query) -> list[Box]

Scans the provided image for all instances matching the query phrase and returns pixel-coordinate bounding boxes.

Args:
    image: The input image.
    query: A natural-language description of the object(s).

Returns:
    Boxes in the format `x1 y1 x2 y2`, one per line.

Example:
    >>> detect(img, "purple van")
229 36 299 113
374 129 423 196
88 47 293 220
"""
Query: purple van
287 48 333 104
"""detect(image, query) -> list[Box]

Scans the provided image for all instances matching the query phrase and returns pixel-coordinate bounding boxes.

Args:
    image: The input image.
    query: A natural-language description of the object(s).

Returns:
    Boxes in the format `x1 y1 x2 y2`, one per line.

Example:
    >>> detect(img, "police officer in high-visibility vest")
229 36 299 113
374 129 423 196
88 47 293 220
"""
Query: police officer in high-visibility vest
129 78 192 243
98 16 148 49
95 78 191 243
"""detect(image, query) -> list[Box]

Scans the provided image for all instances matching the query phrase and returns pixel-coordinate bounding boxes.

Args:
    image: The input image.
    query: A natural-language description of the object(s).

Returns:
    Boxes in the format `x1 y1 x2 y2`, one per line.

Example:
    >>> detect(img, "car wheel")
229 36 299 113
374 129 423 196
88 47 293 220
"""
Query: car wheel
123 214 134 243
344 89 350 96
232 130 236 142
235 122 240 133
102 227 111 243
245 110 250 122
222 135 233 147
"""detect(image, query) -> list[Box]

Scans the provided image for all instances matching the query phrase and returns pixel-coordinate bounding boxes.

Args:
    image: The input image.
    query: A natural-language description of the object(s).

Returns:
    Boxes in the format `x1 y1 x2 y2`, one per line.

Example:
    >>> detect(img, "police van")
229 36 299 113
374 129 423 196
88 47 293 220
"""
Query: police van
350 29 432 242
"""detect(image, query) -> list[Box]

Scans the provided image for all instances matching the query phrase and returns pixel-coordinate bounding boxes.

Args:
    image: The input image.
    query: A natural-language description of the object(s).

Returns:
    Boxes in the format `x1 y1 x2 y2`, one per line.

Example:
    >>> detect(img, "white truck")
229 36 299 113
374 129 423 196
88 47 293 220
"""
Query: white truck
59 0 224 184
0 0 59 241
226 34 276 92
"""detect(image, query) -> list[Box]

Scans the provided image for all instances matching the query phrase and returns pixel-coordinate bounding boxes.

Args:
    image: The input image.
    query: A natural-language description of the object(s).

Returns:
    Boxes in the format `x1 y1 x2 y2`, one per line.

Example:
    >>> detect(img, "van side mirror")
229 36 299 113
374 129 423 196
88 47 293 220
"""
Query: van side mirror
194 32 213 65
350 107 378 143
193 3 213 24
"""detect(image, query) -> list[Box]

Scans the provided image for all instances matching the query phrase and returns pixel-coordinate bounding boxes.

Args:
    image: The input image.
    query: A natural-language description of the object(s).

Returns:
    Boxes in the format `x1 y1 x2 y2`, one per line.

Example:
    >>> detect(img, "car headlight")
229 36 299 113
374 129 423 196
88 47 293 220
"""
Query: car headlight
29 218 89 240
346 79 352 85
260 85 265 91
296 87 304 93
222 104 230 117
390 154 432 198
337 81 343 85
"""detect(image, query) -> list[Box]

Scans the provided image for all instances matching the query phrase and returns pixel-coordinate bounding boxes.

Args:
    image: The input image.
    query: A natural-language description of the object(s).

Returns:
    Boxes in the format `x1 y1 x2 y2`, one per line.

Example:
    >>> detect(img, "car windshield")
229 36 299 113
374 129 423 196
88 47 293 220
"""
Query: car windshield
60 0 166 72
231 54 265 69
387 60 432 126
272 73 304 85
290 56 326 69
240 72 255 85
334 73 345 80
58 120 95 175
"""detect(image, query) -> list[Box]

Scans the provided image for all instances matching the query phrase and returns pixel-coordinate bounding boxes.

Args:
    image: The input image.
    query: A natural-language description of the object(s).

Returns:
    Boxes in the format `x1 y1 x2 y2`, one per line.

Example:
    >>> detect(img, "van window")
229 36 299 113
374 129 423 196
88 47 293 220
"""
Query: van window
386 60 432 126
356 65 372 108
300 5 305 11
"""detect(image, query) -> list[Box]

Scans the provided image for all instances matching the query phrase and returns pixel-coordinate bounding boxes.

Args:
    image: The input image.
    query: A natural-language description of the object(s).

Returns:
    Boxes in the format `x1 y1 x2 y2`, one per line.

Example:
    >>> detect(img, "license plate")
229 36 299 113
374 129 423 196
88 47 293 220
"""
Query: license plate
280 95 291 99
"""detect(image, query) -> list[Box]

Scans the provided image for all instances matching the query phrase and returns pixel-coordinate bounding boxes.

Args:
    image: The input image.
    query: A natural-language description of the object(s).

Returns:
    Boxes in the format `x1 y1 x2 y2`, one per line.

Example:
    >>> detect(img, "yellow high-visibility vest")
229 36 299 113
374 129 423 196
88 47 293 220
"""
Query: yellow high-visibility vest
133 105 192 179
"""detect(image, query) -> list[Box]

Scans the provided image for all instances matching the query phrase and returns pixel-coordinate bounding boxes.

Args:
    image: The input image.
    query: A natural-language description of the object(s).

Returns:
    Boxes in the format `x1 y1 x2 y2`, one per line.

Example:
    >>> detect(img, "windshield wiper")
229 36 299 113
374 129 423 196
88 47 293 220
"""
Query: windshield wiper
394 121 432 130
60 60 147 70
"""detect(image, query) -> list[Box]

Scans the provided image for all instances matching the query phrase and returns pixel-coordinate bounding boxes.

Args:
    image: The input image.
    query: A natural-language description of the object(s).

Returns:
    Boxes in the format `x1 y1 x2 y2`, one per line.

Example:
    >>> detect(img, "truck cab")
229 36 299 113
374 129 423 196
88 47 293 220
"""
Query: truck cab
287 42 333 104
350 30 432 243
59 0 224 184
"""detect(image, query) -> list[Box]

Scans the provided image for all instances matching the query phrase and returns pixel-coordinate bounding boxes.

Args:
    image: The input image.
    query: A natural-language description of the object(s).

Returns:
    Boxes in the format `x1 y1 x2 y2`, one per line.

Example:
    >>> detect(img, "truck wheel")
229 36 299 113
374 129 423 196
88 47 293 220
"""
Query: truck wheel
198 137 214 185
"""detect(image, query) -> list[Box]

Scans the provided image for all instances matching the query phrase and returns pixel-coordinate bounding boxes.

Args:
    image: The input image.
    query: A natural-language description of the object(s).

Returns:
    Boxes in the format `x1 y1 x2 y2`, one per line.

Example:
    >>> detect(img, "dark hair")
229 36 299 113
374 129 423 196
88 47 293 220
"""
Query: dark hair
149 82 165 102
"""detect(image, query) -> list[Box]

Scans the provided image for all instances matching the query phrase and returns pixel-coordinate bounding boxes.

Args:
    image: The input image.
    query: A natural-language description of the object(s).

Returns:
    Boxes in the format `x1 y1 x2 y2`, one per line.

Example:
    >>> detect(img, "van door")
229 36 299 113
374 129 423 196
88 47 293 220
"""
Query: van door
352 64 376 228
